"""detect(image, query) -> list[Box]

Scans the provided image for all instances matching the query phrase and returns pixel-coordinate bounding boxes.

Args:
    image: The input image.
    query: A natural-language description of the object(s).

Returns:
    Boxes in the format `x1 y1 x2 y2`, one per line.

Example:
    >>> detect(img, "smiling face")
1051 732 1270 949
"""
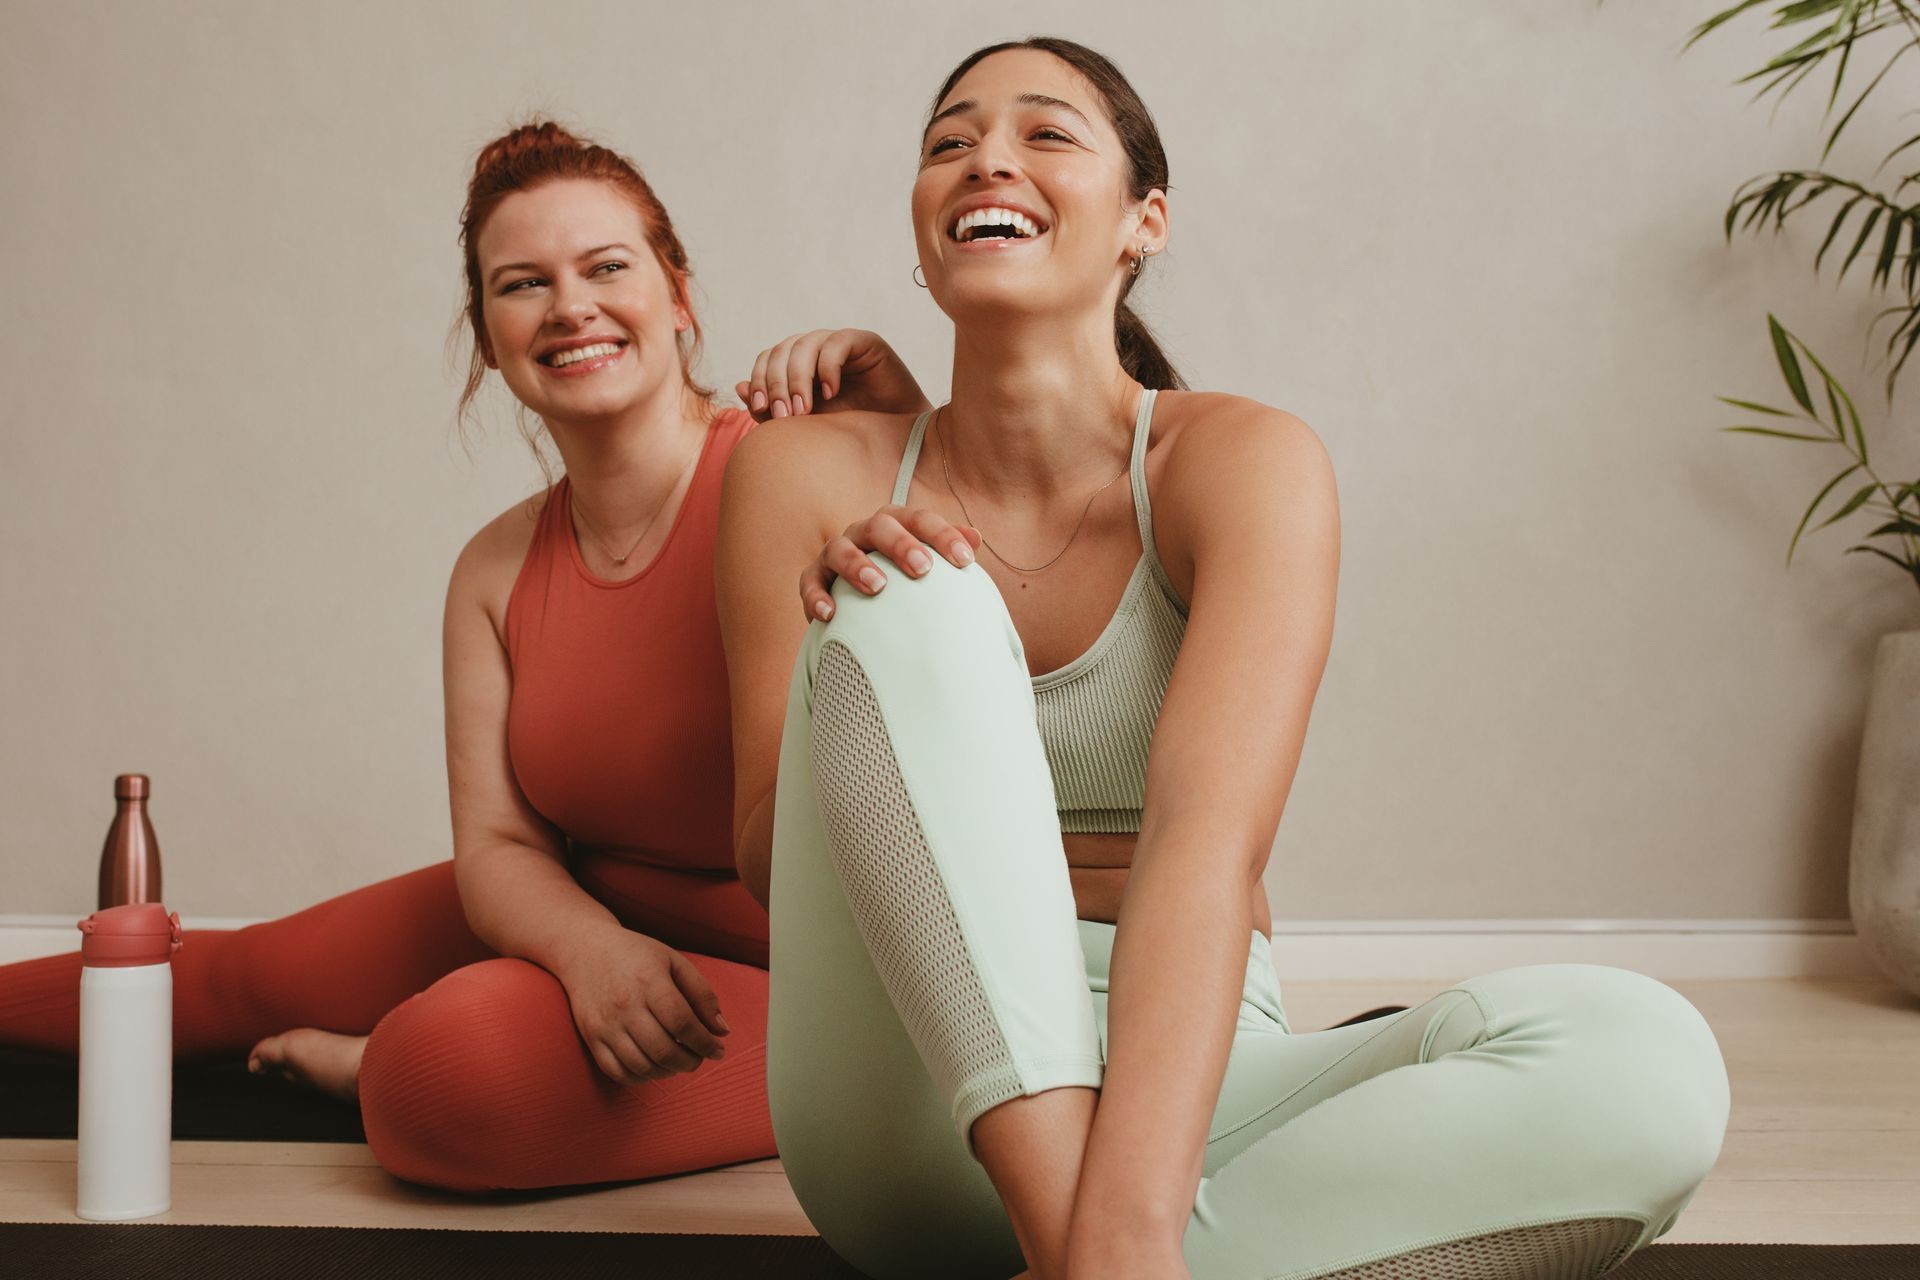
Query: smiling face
475 177 692 425
913 47 1166 323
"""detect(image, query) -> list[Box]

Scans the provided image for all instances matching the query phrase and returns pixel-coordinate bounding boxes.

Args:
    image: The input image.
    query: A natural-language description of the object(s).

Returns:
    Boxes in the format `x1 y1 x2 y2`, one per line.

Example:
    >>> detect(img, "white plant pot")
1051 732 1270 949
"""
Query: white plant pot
1850 628 1920 998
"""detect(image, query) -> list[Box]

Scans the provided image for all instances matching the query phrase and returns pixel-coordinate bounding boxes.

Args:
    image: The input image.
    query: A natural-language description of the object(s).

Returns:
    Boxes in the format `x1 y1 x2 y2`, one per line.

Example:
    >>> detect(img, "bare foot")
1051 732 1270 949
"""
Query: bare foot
248 1028 367 1102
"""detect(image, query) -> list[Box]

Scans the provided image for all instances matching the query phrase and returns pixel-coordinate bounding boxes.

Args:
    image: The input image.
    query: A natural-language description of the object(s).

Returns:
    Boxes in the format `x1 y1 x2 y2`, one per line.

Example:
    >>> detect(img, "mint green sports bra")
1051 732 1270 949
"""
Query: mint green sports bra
890 389 1189 834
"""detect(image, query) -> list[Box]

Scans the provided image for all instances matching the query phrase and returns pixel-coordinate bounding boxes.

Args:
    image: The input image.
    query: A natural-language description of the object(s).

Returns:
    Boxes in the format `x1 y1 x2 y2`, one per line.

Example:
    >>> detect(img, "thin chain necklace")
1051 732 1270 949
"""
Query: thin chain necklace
569 436 703 568
932 405 1129 575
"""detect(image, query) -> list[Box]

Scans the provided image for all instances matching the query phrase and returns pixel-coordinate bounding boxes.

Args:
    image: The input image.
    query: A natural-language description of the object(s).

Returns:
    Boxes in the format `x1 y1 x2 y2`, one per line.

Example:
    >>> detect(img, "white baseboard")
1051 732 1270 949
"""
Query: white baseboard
1263 918 1871 981
0 914 1874 980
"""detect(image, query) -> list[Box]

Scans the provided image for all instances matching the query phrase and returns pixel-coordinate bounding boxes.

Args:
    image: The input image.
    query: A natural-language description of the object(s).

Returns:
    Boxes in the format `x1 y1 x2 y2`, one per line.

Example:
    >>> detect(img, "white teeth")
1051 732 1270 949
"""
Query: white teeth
952 206 1042 242
548 342 621 367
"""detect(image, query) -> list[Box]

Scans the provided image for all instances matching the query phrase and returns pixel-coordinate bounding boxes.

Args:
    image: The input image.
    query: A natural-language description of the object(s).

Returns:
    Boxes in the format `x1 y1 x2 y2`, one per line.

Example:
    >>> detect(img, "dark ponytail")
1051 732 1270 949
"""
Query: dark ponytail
931 37 1186 390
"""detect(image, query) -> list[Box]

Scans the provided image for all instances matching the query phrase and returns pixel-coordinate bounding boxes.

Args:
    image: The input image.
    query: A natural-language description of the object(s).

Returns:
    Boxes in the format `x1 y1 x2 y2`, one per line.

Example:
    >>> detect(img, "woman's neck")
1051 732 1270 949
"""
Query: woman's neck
944 308 1140 501
545 384 711 531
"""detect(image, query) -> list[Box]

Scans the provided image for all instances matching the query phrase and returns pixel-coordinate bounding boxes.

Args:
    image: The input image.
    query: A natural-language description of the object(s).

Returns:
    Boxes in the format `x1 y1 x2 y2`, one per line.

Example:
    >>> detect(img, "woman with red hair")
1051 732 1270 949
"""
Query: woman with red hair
0 120 932 1192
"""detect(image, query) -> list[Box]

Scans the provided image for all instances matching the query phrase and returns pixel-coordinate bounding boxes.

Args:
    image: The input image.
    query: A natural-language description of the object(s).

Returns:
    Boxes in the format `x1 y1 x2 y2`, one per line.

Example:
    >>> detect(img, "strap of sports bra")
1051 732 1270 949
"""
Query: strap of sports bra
891 410 933 506
1128 388 1157 550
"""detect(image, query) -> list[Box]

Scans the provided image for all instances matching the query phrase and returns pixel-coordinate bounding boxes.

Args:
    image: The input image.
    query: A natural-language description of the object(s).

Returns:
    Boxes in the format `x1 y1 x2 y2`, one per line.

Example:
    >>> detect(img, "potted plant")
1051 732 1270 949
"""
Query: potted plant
1694 1 1920 995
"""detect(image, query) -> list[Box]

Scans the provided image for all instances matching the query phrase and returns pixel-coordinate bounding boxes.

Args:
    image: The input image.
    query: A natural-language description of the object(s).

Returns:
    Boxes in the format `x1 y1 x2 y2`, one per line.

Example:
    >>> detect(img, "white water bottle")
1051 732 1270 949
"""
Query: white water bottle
76 902 181 1221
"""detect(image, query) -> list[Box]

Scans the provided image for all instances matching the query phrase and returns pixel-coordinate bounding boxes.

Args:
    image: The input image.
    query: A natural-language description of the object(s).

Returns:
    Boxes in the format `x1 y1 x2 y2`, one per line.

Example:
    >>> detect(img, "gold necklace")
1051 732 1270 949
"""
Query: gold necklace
932 405 1129 575
570 438 702 567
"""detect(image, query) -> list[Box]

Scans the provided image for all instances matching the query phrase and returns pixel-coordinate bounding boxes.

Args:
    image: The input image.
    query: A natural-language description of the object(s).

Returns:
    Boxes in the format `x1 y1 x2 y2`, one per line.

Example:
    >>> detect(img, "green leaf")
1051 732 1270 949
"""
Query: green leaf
1814 481 1879 530
1716 397 1796 416
1821 42 1910 162
1792 337 1869 458
1873 208 1904 286
1722 426 1835 441
1768 315 1816 412
1842 204 1884 277
1845 544 1920 574
1815 193 1866 269
1789 462 1863 564
1864 518 1920 538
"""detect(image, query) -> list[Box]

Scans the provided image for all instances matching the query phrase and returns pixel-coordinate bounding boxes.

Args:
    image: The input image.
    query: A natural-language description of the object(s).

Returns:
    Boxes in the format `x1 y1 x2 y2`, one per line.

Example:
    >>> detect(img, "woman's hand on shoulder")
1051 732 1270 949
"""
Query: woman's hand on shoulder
801 505 982 622
735 329 931 421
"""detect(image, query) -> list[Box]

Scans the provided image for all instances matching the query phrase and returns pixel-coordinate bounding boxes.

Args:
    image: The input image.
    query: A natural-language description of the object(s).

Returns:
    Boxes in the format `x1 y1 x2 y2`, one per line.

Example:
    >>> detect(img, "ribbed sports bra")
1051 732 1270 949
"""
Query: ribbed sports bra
891 389 1189 834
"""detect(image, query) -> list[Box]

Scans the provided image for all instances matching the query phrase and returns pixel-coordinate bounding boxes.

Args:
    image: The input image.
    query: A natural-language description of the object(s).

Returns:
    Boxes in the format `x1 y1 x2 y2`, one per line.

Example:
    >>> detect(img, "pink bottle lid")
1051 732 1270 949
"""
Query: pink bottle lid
77 902 182 968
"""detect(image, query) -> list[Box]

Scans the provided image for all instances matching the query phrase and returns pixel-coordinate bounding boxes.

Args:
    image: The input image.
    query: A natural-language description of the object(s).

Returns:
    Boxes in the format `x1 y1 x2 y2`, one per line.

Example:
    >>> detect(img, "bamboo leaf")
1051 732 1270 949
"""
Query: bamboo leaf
1816 193 1866 269
1876 130 1920 177
1686 0 1780 51
1821 42 1910 161
1845 543 1920 573
1864 518 1920 537
1874 208 1904 285
1790 462 1863 564
1815 481 1879 529
1842 204 1885 277
1792 338 1869 456
1686 0 1778 52
1717 397 1797 416
1723 425 1840 441
1769 315 1816 412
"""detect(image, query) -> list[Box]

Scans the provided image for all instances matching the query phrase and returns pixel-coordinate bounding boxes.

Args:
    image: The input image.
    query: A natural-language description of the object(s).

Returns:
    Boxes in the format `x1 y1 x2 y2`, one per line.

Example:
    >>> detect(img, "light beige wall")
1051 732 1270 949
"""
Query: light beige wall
4 1 1915 923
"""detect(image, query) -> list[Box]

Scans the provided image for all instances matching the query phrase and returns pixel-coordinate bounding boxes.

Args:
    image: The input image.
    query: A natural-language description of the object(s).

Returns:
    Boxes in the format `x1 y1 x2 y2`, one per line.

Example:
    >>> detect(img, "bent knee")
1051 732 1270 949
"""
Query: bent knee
1472 964 1730 1188
817 555 1015 680
359 958 583 1191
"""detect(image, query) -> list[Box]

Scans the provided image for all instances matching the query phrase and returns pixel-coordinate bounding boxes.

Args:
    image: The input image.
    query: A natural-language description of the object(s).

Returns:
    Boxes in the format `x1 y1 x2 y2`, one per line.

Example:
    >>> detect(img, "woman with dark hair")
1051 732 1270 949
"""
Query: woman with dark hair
720 38 1729 1280
0 121 929 1192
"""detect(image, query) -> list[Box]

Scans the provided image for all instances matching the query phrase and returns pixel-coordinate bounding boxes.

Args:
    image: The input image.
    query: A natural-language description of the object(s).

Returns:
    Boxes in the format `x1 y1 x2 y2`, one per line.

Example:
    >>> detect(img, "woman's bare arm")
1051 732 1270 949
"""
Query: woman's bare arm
1067 397 1340 1268
442 511 625 975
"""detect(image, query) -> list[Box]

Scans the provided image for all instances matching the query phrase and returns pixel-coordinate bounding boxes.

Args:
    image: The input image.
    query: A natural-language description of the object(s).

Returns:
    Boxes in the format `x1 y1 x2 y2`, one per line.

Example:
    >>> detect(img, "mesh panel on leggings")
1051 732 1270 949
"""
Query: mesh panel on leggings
1312 1216 1642 1280
809 642 1025 1121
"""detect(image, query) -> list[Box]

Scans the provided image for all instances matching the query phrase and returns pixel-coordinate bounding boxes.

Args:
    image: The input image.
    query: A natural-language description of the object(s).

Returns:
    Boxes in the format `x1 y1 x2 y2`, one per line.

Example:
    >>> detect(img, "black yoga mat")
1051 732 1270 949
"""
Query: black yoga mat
0 1047 365 1143
2 1225 1914 1280
1 1007 1411 1144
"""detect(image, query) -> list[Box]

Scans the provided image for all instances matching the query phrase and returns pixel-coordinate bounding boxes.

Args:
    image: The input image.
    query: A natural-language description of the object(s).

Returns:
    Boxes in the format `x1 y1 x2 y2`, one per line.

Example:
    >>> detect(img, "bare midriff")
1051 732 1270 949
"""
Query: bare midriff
1065 832 1273 935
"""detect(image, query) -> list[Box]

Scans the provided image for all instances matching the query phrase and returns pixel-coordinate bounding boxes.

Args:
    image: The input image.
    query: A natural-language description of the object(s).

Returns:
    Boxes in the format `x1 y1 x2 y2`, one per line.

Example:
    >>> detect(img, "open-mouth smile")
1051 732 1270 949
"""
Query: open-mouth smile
947 204 1050 244
536 338 629 375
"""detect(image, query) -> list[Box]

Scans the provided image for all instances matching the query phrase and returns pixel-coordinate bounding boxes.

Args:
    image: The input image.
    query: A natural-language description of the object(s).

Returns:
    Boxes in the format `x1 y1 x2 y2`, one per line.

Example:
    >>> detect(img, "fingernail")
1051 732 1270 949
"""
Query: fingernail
717 1015 732 1034
951 541 974 565
771 399 788 418
814 599 833 620
823 383 836 400
712 1046 727 1059
792 396 806 416
859 568 885 592
907 549 932 574
751 390 766 412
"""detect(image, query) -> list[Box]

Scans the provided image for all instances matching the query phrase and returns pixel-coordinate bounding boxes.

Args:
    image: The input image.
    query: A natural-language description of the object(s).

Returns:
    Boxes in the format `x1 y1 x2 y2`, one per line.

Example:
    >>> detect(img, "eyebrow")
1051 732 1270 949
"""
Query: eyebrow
924 92 1095 139
486 243 640 287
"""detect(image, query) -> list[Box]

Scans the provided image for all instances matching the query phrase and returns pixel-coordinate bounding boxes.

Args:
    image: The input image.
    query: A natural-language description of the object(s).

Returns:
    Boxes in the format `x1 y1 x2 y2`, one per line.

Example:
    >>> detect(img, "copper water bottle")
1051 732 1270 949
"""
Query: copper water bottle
97 774 162 909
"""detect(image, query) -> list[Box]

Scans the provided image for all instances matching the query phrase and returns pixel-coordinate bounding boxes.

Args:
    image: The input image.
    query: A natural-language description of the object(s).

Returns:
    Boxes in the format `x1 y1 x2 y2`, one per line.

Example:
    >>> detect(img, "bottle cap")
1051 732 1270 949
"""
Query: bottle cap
114 774 150 800
77 902 182 967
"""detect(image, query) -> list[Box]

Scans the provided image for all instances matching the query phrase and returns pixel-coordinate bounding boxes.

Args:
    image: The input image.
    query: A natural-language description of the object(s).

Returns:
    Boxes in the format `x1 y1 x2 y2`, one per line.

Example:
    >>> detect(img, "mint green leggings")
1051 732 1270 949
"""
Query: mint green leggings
767 555 1730 1279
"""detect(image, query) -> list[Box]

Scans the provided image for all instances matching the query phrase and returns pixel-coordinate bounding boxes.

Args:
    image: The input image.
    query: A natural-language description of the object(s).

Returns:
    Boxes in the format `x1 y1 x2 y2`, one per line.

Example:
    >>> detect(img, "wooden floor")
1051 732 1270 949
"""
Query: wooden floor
3 977 1916 1243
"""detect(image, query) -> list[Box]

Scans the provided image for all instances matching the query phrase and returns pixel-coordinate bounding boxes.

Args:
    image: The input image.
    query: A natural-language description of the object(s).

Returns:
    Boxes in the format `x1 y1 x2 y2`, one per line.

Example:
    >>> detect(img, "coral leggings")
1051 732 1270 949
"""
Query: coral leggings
767 553 1732 1279
0 861 775 1191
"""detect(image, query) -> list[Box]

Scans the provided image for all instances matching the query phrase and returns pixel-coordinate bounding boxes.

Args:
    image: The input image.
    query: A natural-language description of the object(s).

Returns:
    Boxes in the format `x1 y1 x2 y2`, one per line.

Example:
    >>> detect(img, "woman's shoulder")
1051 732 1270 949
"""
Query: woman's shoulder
1153 390 1323 457
448 487 550 623
1153 390 1330 494
1149 390 1336 568
723 408 921 507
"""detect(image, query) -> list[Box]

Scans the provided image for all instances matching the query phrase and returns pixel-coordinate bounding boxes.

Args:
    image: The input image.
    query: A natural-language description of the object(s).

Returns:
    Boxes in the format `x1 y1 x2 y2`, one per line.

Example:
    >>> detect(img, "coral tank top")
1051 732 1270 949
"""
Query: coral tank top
504 408 766 965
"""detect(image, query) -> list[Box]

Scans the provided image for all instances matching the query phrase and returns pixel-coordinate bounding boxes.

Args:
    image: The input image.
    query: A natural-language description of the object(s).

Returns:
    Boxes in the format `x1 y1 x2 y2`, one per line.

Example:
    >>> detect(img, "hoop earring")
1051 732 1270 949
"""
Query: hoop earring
912 264 929 289
1130 245 1154 277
